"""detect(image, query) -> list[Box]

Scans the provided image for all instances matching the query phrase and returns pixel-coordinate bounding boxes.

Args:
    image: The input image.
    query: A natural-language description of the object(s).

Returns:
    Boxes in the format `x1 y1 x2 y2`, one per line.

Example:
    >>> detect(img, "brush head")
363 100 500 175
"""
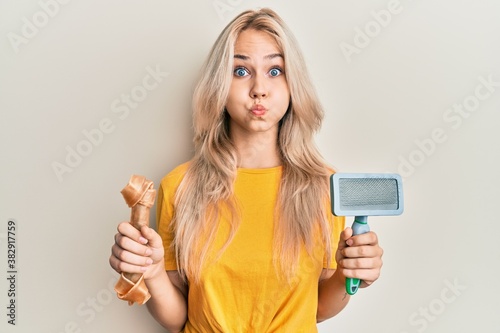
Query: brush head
330 173 404 217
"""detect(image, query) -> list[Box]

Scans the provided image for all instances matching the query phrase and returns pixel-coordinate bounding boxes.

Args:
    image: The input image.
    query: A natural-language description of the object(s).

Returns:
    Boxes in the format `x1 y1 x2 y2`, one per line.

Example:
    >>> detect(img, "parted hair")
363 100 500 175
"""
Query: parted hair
172 7 333 282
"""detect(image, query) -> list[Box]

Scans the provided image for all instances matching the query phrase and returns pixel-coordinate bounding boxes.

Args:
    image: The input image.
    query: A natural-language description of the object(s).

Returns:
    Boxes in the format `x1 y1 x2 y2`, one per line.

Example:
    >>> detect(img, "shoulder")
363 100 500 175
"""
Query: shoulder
156 161 192 214
159 161 191 191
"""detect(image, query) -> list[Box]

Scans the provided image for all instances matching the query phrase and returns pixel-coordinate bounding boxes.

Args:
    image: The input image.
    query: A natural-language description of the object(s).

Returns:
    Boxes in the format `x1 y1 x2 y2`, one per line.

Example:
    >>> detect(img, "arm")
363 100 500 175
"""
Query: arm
145 267 187 333
110 222 187 332
317 268 350 322
317 227 383 322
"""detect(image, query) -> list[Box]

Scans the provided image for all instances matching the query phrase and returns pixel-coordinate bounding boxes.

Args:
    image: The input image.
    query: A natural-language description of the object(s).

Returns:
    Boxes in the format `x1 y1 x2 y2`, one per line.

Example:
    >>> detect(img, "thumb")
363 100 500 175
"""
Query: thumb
338 227 353 251
140 226 163 249
335 226 353 268
139 226 165 279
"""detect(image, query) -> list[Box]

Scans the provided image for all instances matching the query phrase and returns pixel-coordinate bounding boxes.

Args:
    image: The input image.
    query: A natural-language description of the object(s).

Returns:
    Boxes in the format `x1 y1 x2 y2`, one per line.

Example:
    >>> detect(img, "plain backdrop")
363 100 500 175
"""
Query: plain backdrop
1 1 499 332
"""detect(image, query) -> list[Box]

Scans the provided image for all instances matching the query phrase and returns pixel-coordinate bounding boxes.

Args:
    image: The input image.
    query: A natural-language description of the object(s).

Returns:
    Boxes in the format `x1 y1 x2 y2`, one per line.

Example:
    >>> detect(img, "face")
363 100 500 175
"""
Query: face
225 29 290 139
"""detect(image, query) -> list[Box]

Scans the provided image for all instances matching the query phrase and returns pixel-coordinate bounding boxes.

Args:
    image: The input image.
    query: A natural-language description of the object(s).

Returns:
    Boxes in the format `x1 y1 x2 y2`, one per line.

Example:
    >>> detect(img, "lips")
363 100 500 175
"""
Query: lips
250 104 267 116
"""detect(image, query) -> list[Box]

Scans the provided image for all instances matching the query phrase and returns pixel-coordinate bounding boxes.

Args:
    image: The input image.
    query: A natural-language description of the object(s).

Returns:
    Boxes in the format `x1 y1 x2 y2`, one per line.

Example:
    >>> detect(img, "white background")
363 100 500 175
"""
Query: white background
1 0 499 332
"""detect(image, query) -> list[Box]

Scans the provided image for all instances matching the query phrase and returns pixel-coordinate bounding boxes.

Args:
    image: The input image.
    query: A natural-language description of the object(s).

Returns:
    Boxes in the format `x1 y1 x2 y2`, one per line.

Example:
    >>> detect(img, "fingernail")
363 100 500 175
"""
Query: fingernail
139 237 148 244
346 239 353 246
145 248 152 256
146 258 153 265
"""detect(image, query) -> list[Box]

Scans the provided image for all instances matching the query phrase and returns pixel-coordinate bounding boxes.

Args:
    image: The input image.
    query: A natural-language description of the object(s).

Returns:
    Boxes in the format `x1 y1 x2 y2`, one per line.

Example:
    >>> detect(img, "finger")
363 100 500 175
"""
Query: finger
115 232 153 257
342 244 384 259
117 222 148 245
341 267 381 283
109 253 149 275
337 227 353 252
111 243 153 267
347 231 379 247
343 227 353 240
140 226 163 249
339 256 383 270
140 226 167 266
109 254 121 273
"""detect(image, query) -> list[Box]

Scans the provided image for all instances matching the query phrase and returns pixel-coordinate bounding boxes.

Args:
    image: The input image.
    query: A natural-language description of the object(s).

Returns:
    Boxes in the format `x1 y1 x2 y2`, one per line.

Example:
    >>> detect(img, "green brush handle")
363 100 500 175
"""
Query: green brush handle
346 216 370 295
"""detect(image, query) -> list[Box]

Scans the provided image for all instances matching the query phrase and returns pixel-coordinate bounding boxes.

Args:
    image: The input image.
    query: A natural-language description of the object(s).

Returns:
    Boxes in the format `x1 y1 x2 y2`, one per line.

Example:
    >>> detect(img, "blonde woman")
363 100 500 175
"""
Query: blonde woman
110 8 383 332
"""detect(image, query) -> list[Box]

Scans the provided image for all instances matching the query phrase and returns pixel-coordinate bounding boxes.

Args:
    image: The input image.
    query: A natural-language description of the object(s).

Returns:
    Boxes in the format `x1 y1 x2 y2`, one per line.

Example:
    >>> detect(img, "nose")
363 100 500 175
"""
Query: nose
250 74 267 99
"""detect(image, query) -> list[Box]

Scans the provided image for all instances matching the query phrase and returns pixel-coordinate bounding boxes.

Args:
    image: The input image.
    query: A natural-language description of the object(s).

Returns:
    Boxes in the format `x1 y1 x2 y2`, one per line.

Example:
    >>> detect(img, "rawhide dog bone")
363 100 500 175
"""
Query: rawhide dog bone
114 175 156 305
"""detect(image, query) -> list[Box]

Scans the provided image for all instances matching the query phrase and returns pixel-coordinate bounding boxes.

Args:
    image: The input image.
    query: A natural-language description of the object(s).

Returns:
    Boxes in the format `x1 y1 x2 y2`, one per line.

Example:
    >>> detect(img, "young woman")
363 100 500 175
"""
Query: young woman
110 8 383 332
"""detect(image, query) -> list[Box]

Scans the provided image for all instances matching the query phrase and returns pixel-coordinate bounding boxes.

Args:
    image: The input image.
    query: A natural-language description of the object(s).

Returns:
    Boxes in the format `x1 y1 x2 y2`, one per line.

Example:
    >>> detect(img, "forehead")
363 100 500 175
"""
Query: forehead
234 29 281 55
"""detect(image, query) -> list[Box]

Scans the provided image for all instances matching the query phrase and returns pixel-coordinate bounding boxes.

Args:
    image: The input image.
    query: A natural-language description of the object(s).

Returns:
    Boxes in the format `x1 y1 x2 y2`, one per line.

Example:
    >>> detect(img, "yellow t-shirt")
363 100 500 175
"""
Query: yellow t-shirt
157 162 344 333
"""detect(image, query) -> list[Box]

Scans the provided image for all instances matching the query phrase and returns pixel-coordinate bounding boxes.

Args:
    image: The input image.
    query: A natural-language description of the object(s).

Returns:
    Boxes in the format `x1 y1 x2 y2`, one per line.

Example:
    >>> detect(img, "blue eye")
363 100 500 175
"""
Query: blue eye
269 68 282 77
234 67 249 77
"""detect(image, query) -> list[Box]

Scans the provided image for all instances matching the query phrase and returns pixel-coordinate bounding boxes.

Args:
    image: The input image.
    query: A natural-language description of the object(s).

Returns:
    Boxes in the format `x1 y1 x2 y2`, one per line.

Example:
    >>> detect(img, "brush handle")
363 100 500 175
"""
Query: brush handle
346 216 370 295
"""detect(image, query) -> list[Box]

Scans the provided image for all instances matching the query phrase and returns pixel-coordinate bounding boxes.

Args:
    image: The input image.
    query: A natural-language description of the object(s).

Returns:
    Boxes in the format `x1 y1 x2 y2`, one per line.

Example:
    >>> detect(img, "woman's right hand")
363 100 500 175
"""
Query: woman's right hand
109 222 166 280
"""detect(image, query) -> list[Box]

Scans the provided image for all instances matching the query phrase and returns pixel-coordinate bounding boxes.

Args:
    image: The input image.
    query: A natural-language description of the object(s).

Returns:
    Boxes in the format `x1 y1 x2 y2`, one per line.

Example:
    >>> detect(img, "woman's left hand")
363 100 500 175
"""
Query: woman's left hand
335 227 384 288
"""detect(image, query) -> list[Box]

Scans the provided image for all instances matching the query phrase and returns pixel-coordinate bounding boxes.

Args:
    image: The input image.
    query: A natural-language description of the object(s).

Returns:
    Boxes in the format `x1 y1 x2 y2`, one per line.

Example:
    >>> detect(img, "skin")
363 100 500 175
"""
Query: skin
109 29 384 331
225 29 290 168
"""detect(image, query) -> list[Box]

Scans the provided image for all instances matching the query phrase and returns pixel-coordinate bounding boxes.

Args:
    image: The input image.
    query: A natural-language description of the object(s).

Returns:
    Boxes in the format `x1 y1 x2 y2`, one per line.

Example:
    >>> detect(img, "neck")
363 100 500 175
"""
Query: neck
231 131 282 169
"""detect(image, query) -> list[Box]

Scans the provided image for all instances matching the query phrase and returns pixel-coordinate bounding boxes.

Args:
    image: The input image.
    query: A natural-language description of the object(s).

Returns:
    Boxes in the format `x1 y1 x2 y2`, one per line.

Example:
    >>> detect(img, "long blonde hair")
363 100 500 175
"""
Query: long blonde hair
173 8 332 282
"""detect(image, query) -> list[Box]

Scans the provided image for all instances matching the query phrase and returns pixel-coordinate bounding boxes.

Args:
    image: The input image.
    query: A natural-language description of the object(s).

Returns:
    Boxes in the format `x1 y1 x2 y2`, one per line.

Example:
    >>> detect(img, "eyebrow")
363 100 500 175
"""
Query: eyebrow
234 53 283 60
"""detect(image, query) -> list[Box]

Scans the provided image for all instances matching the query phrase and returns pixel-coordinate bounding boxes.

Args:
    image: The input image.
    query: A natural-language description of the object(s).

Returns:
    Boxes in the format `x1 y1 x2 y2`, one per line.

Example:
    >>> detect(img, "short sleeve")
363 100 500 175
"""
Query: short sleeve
323 213 345 269
156 162 190 271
